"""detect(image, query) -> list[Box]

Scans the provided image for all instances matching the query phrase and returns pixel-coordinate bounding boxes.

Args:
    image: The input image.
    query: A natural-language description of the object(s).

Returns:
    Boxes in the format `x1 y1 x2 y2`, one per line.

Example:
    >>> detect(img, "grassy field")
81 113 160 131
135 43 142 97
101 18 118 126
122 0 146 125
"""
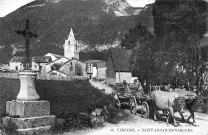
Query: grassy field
0 78 115 118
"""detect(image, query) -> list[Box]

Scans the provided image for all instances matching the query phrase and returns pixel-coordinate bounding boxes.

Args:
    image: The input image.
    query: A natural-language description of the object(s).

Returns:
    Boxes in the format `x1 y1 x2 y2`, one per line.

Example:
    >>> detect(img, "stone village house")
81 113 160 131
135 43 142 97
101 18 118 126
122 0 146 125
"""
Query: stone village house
96 62 107 81
45 28 87 78
85 60 103 79
8 28 87 79
106 48 132 85
9 56 51 72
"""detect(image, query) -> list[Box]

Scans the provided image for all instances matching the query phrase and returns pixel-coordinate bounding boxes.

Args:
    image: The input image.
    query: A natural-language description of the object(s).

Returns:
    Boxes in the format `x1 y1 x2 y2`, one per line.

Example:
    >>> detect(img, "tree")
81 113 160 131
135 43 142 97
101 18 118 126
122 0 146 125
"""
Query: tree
152 0 208 90
0 45 13 63
130 40 156 93
121 23 154 49
121 23 155 92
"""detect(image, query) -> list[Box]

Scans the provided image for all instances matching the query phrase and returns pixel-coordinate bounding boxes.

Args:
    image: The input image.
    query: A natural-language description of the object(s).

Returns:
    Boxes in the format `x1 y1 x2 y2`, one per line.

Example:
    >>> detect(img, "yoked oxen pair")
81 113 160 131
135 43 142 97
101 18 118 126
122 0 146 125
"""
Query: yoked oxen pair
150 90 186 126
173 89 206 125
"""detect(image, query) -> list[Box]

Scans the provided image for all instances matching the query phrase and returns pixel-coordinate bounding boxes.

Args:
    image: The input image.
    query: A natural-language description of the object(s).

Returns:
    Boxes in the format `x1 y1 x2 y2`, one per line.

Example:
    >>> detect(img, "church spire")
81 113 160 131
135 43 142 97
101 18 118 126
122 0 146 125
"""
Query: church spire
64 28 79 60
68 28 75 39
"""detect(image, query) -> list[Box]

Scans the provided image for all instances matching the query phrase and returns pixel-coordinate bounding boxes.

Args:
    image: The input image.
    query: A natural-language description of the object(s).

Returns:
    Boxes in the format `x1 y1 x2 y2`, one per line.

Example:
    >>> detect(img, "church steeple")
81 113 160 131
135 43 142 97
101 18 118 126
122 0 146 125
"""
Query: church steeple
67 28 76 45
68 28 74 38
64 28 80 60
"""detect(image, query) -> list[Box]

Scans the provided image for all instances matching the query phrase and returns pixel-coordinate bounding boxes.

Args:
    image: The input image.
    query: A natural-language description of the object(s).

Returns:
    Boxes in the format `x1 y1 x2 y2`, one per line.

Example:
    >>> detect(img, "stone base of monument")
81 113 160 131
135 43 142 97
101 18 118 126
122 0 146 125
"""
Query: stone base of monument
3 100 56 135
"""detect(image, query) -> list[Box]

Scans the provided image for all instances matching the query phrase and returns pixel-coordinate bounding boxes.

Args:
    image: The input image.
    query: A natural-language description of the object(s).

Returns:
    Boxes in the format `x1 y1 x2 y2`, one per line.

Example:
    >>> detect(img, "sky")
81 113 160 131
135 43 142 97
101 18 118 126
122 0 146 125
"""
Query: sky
126 0 155 7
0 0 156 17
0 0 35 17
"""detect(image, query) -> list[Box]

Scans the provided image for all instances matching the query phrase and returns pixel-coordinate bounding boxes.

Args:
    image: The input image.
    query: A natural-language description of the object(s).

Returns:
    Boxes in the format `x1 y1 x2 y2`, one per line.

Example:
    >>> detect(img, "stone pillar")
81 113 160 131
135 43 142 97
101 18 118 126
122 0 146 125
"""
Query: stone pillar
3 70 56 135
17 70 40 100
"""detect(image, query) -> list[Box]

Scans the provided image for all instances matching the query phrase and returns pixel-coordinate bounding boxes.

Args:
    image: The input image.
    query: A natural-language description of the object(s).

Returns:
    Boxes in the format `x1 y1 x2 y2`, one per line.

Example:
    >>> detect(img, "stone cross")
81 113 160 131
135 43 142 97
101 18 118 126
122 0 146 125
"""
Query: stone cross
15 19 38 70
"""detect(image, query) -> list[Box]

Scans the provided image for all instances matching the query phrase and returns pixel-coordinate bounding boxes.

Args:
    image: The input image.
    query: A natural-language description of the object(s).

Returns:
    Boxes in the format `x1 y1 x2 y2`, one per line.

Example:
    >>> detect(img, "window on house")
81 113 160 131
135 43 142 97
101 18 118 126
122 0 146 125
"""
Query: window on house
15 66 18 71
35 65 37 68
70 66 73 71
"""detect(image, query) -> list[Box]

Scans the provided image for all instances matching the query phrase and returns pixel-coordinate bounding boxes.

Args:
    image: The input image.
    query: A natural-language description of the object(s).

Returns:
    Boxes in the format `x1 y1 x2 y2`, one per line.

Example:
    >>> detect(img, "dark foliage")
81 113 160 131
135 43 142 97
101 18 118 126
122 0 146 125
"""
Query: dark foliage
79 50 109 61
127 0 208 89
151 0 208 87
0 78 119 132
153 0 207 40
121 23 154 49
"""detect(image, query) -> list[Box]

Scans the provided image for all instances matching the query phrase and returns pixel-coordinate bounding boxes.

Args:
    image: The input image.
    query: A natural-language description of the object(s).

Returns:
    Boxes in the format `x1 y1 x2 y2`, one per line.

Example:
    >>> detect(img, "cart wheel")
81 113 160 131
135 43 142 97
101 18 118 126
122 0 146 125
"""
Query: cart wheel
116 99 121 110
141 101 150 118
162 110 169 116
129 97 137 114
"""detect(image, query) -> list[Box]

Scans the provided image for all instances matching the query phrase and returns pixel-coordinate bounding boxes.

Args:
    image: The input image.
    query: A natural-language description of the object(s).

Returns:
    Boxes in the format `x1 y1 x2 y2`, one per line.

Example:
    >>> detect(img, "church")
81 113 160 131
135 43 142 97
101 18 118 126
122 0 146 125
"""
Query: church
9 28 87 79
45 28 87 78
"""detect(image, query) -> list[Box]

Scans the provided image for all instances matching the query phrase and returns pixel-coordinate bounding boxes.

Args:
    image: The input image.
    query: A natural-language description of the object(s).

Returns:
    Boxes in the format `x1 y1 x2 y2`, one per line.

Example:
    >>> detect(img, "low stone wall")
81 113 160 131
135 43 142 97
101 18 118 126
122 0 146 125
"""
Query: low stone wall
0 72 18 79
0 72 88 81
45 76 88 81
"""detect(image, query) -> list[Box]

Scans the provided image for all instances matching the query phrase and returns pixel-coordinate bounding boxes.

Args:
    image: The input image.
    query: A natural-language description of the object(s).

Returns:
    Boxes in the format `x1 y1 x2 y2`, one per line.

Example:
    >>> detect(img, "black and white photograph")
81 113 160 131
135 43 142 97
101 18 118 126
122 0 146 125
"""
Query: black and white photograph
0 0 208 135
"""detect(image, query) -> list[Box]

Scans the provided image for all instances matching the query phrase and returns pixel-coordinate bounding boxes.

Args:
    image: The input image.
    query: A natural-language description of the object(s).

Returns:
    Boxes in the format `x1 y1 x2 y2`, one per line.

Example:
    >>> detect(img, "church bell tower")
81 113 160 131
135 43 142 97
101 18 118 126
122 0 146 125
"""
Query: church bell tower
64 28 79 59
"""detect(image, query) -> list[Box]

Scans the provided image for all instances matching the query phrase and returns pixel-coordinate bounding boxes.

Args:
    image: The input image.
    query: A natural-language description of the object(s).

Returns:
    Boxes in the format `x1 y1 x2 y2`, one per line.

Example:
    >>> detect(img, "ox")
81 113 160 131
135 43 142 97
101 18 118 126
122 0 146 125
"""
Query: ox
150 90 186 126
174 89 205 124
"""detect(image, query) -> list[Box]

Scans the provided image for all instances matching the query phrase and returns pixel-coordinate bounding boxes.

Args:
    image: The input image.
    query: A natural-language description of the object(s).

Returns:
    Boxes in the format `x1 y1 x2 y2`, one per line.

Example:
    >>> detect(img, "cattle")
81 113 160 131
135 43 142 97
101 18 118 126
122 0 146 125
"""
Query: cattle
174 89 206 125
150 90 186 126
180 95 205 124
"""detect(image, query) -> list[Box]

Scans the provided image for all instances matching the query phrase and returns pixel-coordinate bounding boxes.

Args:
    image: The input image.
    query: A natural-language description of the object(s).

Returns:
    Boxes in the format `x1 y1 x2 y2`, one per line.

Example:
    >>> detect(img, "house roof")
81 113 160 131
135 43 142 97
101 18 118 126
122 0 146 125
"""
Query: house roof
44 53 63 59
47 70 68 76
109 48 132 72
32 56 51 63
84 60 102 64
46 57 70 65
10 56 25 62
97 62 106 68
62 57 85 66
10 56 51 63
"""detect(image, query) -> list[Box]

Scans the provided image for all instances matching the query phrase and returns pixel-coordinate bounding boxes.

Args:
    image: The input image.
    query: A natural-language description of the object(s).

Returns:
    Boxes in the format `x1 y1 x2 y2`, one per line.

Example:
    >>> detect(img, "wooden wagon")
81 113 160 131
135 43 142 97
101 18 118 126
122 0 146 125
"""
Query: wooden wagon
128 87 152 118
114 83 152 118
114 84 132 110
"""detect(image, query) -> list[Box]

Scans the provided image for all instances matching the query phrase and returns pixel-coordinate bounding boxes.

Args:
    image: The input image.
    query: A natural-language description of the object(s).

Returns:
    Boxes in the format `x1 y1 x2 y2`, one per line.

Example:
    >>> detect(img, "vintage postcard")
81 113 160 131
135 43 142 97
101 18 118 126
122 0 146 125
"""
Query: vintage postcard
0 0 207 135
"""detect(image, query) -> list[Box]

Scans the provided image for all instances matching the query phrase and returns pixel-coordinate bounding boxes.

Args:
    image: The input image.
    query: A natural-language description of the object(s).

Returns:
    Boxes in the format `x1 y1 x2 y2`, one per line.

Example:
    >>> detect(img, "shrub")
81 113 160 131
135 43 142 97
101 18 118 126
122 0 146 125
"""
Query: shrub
0 78 119 133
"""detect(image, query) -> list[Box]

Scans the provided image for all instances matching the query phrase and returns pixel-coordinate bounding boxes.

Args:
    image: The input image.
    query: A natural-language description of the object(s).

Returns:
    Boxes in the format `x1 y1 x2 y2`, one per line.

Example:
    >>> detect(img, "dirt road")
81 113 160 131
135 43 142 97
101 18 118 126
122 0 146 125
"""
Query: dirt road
89 80 114 94
62 81 208 135
63 109 208 135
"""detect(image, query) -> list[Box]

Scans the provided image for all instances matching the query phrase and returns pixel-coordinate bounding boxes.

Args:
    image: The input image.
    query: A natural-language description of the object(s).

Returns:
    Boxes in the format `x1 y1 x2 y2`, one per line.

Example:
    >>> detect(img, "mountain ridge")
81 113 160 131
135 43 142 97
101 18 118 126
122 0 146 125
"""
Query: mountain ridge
0 0 153 63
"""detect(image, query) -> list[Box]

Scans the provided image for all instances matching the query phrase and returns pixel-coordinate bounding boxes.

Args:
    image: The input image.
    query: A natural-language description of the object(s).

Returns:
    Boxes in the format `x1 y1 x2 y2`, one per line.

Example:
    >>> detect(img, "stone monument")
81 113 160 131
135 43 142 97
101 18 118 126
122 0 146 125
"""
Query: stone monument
3 19 56 135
